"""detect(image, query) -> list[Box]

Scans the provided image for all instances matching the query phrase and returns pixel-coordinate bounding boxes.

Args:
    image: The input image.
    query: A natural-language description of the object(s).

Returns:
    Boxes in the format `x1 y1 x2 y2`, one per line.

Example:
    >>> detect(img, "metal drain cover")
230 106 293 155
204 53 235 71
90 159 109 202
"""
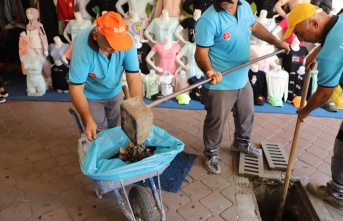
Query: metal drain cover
238 150 263 177
261 141 288 170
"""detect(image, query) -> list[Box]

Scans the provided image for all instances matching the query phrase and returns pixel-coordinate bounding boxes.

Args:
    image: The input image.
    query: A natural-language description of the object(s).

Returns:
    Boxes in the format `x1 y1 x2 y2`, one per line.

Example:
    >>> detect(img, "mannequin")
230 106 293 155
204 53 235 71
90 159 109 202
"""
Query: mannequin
158 70 175 96
153 0 184 19
182 0 213 15
266 65 289 102
248 64 268 105
250 41 278 73
274 0 311 19
21 48 46 96
63 11 92 44
57 0 75 26
49 36 70 65
175 42 204 78
172 70 189 95
124 11 150 40
174 9 201 44
143 69 160 99
145 35 181 75
74 0 93 20
188 71 204 101
251 10 276 44
116 0 156 19
25 8 52 80
280 37 308 75
51 60 70 93
135 36 152 74
144 9 179 43
18 31 31 75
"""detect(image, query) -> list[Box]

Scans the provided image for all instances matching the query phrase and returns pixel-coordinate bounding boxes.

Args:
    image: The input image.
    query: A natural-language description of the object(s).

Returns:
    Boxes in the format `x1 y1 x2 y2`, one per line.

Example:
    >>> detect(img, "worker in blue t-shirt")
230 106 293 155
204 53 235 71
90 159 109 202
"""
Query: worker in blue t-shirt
195 0 289 174
284 3 343 209
69 12 143 141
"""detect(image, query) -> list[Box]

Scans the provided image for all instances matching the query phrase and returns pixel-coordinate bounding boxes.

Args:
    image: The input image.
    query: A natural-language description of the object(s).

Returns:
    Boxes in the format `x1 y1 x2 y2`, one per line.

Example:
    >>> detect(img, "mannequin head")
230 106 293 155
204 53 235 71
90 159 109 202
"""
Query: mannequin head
26 8 40 26
164 70 171 75
74 11 83 21
161 10 169 20
180 70 186 77
53 36 62 44
149 69 156 75
195 71 202 79
291 37 300 51
274 65 282 72
20 31 27 37
134 35 142 48
251 64 259 73
258 10 267 23
297 66 305 75
193 9 201 21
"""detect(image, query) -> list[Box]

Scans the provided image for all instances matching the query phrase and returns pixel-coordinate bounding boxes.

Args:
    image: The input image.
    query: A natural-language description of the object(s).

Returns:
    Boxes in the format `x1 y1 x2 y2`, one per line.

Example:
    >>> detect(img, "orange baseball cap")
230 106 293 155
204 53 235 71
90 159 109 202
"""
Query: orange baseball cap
95 12 133 51
283 3 316 40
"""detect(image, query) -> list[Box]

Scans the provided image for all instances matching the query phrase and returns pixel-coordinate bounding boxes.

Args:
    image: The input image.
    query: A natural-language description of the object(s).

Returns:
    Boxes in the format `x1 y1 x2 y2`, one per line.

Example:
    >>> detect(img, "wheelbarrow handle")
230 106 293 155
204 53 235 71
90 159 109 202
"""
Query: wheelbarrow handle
147 49 286 108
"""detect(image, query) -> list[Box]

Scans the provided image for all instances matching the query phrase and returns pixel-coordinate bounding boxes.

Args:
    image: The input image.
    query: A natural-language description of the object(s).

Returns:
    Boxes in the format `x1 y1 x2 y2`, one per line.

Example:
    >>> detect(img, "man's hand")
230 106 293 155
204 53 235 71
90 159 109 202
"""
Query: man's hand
296 107 311 122
206 70 222 85
85 120 97 141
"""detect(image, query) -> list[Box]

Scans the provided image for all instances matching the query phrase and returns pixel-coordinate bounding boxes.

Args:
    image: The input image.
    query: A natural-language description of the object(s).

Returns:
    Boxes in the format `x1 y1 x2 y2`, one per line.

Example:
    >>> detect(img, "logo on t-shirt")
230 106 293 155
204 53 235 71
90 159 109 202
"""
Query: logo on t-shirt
88 72 97 78
223 32 231 41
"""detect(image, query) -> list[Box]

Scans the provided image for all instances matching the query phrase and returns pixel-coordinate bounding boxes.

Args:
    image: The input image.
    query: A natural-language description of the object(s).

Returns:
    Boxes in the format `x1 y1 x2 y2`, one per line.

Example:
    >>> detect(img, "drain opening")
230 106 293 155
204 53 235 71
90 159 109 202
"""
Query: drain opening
251 178 320 221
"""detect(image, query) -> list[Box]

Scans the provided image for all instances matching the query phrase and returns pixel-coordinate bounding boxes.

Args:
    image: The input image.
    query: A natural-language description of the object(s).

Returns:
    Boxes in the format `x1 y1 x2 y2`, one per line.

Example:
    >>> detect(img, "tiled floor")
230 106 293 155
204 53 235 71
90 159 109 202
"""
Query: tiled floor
1 100 343 220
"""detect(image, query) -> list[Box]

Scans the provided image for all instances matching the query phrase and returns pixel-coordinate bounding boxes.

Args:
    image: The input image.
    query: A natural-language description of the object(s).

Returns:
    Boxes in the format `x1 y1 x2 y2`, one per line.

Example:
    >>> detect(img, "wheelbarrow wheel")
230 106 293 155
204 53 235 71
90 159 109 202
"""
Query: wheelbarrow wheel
128 185 155 221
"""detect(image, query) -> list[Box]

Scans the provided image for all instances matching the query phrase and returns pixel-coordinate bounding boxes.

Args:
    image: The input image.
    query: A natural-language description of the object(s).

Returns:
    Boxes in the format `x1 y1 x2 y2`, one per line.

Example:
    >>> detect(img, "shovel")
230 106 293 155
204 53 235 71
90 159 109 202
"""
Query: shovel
121 49 286 144
275 68 312 221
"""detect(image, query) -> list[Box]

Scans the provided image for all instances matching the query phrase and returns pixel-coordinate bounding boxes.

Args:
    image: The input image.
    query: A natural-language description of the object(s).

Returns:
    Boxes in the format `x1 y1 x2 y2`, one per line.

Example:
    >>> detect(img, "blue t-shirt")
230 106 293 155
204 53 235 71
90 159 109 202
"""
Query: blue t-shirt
69 25 139 99
195 0 255 90
317 14 343 88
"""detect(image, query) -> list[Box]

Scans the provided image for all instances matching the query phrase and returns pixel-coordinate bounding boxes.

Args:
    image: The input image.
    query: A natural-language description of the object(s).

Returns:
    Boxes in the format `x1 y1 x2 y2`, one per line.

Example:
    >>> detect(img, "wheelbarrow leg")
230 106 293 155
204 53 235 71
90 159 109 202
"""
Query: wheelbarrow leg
149 175 166 221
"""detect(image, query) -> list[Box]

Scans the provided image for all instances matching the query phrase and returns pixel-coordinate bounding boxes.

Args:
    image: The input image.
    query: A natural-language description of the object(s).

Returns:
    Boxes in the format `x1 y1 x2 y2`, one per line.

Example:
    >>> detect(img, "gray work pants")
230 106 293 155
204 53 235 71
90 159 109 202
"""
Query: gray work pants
202 82 254 157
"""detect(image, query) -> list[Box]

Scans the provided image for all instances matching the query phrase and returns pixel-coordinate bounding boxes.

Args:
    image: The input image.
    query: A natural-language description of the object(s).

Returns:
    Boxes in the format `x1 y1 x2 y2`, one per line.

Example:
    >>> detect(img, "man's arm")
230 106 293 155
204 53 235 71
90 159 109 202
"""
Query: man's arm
69 83 98 141
251 22 290 53
297 86 334 121
195 46 222 84
126 72 144 99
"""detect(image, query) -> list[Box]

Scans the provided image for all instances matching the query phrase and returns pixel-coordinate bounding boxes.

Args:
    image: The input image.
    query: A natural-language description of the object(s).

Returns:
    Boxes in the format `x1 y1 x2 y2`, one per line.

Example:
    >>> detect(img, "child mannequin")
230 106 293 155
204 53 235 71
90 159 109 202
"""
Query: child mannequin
51 59 70 93
25 8 52 82
49 36 70 65
251 10 276 44
280 37 308 74
135 35 152 74
21 48 46 96
174 9 201 44
266 65 289 102
116 0 156 19
143 69 160 99
63 11 92 44
250 40 277 73
175 42 204 78
158 70 175 96
144 9 179 43
124 11 150 40
172 70 189 95
188 71 204 101
145 35 181 75
249 64 268 105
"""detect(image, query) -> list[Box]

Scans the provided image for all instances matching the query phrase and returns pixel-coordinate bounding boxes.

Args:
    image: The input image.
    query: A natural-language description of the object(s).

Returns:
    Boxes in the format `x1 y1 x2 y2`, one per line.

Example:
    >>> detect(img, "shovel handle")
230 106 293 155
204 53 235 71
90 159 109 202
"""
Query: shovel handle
122 85 131 99
147 49 286 108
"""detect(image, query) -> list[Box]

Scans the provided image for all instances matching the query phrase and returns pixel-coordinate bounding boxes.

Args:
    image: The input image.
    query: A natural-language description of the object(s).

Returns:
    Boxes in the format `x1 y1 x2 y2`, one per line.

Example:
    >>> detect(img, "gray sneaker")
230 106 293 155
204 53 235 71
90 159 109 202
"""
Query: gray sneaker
230 143 261 157
203 156 221 174
306 182 343 209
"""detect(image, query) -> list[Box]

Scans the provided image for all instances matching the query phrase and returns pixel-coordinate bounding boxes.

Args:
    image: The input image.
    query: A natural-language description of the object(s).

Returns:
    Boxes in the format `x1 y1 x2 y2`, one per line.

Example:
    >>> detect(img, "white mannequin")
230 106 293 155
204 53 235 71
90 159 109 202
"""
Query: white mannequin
55 59 63 66
116 0 156 19
21 48 46 96
297 66 305 75
251 64 259 73
266 64 289 102
134 35 142 49
144 9 178 44
258 9 268 23
195 71 202 79
290 37 300 51
145 35 173 73
174 9 201 44
63 11 92 44
50 36 69 65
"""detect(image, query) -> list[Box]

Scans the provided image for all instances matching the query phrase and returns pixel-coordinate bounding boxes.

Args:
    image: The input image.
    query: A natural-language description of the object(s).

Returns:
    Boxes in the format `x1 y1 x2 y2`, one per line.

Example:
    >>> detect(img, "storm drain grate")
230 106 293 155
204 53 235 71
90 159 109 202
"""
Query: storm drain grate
261 141 288 170
238 150 263 177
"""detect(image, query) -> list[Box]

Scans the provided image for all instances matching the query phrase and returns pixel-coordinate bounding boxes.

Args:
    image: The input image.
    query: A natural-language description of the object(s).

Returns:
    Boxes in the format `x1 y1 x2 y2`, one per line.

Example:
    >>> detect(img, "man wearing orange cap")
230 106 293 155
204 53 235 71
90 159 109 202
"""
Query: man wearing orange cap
69 12 143 141
284 3 343 209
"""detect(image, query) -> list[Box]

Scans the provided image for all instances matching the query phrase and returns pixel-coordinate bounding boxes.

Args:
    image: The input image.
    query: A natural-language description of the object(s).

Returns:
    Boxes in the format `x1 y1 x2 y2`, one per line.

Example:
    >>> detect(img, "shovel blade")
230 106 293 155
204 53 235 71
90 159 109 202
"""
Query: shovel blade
120 96 153 144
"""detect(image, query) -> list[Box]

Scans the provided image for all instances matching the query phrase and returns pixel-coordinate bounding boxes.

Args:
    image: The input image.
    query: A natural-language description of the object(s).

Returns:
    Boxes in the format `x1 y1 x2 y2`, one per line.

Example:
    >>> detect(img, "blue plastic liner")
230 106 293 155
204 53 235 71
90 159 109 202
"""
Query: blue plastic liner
81 125 184 181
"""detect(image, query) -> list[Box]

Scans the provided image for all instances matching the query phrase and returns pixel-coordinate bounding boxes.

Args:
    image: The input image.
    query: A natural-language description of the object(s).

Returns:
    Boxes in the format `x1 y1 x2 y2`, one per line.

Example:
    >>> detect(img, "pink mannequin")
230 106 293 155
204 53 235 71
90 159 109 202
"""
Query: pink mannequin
25 7 52 83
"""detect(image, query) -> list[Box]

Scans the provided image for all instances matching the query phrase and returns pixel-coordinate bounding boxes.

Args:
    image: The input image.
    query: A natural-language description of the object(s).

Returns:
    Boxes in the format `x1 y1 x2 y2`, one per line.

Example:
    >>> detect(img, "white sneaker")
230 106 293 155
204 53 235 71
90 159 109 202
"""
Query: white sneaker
0 97 6 103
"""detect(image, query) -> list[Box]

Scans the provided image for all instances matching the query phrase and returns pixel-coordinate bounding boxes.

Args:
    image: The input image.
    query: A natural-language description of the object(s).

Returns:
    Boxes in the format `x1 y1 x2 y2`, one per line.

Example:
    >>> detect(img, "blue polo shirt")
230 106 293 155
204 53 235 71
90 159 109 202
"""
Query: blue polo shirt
195 0 255 90
69 25 139 99
316 14 343 88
